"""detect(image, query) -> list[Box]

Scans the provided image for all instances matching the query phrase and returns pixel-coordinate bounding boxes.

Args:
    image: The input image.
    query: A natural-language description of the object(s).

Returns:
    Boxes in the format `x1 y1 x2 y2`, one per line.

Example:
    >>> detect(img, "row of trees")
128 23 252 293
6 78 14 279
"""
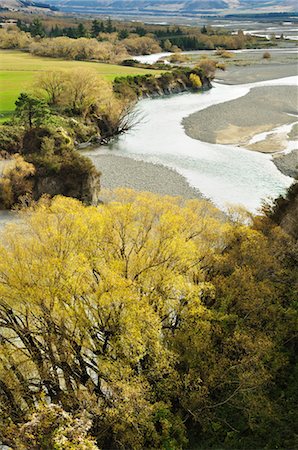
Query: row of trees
29 34 161 60
0 28 162 61
2 15 262 58
15 16 258 51
17 17 117 39
0 190 296 448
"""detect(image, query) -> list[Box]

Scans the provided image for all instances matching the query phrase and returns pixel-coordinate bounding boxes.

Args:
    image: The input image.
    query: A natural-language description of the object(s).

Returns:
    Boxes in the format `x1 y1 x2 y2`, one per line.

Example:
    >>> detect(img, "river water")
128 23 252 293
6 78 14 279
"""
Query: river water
90 75 297 212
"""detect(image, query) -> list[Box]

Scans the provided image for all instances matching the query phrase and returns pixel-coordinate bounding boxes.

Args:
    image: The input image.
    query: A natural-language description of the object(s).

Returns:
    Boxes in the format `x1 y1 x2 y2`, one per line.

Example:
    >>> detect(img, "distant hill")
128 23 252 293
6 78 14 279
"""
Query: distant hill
1 0 296 15
1 0 58 12
45 0 297 16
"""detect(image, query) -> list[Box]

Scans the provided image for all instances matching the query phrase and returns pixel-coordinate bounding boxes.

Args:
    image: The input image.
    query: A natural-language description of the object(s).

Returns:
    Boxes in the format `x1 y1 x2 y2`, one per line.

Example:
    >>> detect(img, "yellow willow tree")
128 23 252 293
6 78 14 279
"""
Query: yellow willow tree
0 190 295 449
0 191 221 448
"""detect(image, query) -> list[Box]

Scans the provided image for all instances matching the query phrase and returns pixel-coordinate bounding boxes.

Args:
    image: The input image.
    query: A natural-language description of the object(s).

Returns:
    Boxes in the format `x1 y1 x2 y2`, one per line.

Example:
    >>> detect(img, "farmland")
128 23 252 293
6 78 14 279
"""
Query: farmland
0 50 161 120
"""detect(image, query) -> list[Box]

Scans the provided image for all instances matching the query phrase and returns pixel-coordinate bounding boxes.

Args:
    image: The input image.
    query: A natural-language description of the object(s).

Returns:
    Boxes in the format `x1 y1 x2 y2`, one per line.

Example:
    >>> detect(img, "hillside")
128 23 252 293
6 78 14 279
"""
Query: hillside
45 0 297 15
2 0 296 15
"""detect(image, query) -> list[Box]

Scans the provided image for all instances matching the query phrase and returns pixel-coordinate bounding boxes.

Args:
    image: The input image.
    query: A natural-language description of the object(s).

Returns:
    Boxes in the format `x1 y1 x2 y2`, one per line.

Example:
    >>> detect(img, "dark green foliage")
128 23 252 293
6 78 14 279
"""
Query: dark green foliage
18 127 99 204
91 19 101 38
23 127 93 175
77 23 87 38
14 93 50 129
265 182 298 239
0 125 24 155
106 17 115 34
29 18 46 37
118 29 129 40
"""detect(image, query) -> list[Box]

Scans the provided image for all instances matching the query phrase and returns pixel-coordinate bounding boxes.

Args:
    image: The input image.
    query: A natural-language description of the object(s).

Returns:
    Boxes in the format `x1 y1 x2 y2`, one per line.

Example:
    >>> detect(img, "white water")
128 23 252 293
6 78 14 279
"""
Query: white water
92 75 297 212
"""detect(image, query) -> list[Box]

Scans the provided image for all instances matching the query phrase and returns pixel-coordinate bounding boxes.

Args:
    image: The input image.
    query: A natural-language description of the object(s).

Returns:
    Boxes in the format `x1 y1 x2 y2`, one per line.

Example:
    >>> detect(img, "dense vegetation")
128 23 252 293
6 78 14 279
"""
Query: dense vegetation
0 15 268 65
266 182 298 240
0 190 297 449
113 66 212 100
13 16 261 51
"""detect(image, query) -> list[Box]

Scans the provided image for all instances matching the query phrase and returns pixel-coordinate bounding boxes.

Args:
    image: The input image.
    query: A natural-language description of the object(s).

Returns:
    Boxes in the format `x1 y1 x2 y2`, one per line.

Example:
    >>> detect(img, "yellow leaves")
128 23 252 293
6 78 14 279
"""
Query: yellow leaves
34 67 115 115
189 73 202 89
0 155 35 209
0 188 295 447
0 190 222 371
0 28 32 49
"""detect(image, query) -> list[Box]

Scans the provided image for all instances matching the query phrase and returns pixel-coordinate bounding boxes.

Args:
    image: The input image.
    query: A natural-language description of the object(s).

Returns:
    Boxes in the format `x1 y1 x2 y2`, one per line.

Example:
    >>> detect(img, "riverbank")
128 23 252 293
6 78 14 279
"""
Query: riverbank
215 62 298 85
183 85 297 152
86 153 204 200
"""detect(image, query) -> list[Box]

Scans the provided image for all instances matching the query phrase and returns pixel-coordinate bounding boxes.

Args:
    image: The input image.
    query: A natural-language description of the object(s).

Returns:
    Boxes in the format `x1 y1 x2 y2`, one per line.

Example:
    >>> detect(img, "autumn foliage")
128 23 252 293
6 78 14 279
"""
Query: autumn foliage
0 190 296 449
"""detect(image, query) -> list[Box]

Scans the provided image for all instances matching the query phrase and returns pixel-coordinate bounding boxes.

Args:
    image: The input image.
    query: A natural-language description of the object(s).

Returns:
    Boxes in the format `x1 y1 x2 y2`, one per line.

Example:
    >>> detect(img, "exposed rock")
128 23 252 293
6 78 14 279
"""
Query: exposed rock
273 150 298 179
33 169 101 205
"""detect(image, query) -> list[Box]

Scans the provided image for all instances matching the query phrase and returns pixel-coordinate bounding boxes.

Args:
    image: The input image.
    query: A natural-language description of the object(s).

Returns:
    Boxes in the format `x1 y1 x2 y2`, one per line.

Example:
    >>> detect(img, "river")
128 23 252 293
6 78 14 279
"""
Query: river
0 73 296 228
88 75 296 213
133 48 298 65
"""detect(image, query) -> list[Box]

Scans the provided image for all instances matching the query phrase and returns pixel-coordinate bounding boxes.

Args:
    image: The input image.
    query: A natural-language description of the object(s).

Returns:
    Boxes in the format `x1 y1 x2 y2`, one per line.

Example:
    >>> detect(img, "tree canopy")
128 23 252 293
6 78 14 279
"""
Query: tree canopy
14 93 51 128
0 190 297 449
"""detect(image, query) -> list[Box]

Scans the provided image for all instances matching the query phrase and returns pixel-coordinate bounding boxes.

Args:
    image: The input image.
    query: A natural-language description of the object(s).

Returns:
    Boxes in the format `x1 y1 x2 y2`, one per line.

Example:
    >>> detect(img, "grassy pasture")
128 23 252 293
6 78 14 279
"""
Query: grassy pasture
0 50 161 121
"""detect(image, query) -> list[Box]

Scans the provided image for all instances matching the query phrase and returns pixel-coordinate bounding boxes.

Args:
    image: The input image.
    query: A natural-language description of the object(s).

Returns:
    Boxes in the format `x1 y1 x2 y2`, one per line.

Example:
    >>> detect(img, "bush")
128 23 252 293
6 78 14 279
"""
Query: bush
168 53 189 63
196 59 217 79
5 402 99 450
215 49 233 58
0 155 35 209
189 73 202 89
121 59 137 66
216 62 226 71
263 51 271 59
0 125 25 154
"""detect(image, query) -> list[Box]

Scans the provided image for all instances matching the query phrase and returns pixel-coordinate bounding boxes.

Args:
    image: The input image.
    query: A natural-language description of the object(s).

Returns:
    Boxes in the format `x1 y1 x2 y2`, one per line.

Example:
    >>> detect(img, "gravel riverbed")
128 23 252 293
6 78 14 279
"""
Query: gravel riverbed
88 154 204 200
182 85 298 151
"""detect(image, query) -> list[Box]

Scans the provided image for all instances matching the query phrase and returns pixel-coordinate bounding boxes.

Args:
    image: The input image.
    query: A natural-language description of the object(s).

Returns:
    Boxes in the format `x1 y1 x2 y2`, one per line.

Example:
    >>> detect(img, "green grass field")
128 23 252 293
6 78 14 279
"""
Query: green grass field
0 50 161 121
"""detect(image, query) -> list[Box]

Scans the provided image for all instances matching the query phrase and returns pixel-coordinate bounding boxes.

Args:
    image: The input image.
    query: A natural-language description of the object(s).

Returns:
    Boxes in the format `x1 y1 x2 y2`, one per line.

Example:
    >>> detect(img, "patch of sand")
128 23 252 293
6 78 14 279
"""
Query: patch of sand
216 124 273 146
246 132 288 153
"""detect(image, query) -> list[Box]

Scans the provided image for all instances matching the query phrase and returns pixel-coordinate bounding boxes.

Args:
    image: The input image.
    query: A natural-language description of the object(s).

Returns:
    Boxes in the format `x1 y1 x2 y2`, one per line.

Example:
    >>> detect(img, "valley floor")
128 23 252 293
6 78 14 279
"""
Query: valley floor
89 64 297 201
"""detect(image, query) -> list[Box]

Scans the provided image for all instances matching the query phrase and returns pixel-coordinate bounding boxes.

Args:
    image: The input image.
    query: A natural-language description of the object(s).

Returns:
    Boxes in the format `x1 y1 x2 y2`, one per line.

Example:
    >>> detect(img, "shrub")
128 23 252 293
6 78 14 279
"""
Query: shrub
0 155 35 209
215 49 233 58
196 59 217 79
263 51 271 59
0 125 24 154
189 73 202 89
216 62 226 71
168 53 189 63
121 59 137 66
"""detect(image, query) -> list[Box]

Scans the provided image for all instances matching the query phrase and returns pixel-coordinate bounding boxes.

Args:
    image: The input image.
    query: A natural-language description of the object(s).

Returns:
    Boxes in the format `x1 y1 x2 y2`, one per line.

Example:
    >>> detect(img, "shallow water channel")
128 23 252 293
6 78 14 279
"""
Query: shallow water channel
89 75 297 212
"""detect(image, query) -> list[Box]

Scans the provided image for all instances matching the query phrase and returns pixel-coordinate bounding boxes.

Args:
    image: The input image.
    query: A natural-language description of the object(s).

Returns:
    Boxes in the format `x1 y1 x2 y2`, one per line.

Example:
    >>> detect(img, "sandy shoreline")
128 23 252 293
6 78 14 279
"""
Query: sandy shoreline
88 153 204 200
182 85 298 152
